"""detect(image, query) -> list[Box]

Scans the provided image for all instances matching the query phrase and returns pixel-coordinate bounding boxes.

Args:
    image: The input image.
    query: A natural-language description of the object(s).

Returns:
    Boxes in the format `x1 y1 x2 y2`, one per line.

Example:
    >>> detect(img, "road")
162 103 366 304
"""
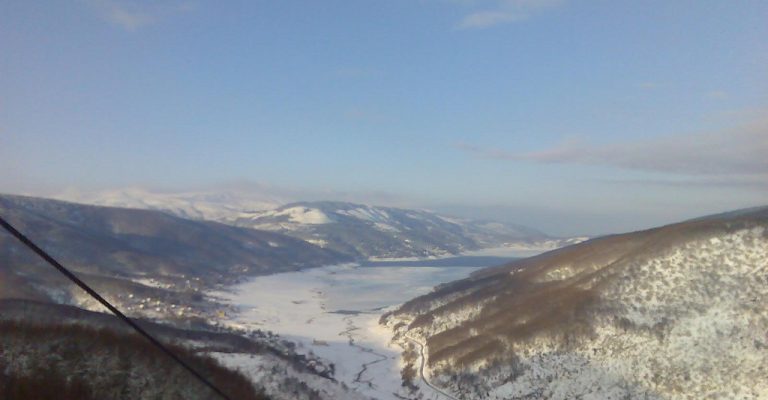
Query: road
404 335 460 400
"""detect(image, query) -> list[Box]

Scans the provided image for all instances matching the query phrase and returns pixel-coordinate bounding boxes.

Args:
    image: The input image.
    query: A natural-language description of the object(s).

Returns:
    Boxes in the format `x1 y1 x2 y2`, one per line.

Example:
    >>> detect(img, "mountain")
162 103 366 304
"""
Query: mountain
226 201 554 259
55 187 283 221
0 194 350 311
0 299 363 400
382 206 768 399
56 189 572 260
0 195 370 400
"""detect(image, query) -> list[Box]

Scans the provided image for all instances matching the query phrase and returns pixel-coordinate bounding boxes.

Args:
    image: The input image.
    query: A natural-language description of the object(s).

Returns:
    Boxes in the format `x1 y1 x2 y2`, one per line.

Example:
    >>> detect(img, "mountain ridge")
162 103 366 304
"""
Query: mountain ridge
0 193 351 317
382 205 768 399
228 200 565 259
54 189 576 260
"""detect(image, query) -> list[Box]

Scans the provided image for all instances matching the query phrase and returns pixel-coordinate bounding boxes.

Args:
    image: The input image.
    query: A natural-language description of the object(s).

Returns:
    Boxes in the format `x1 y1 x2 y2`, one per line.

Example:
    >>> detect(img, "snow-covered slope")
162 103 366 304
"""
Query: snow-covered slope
382 206 768 399
0 194 350 312
55 187 282 221
55 189 579 260
228 201 555 259
0 299 356 400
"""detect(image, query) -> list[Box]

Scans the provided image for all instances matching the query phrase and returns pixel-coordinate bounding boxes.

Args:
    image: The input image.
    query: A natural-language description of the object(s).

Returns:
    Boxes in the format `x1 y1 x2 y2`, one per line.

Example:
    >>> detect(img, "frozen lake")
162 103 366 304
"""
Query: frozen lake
218 249 526 399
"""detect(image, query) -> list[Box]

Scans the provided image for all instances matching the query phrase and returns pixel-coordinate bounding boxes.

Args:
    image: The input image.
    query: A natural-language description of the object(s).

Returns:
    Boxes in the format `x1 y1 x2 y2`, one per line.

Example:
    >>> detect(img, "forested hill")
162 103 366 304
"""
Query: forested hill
383 206 768 399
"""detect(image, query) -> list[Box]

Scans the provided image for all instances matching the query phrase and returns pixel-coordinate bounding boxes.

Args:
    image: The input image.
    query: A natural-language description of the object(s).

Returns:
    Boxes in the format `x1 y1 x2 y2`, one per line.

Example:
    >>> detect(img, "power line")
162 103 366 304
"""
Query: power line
0 216 233 400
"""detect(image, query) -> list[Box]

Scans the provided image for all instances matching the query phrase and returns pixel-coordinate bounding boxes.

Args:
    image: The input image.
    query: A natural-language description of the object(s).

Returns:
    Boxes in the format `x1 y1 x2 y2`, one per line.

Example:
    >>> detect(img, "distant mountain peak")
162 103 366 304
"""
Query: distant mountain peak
54 187 283 221
227 200 559 260
0 193 350 308
50 189 575 260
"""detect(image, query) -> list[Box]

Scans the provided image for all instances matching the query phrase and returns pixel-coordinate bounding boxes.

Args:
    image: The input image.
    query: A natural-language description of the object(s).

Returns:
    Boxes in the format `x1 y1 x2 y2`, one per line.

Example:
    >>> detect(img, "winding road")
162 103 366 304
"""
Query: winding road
404 335 459 400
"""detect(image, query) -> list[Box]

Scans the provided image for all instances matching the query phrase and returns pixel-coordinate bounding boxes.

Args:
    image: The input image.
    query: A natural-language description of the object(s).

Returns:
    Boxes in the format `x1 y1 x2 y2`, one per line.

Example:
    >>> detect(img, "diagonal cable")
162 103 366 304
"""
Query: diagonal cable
0 215 233 400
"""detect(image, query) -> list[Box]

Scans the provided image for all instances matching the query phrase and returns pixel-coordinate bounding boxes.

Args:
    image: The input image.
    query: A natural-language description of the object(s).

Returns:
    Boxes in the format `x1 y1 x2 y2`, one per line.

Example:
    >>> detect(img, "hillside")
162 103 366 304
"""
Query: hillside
56 187 283 221
0 319 264 400
382 206 768 399
55 189 569 260
227 201 554 259
0 299 362 400
0 194 350 318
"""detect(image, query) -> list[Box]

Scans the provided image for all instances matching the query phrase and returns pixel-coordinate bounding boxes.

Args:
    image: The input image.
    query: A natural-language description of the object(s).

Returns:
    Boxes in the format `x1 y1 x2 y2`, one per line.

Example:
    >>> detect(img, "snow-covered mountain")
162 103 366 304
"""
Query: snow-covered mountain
0 194 349 310
55 187 283 221
382 206 768 399
226 201 556 259
56 188 574 260
0 195 371 399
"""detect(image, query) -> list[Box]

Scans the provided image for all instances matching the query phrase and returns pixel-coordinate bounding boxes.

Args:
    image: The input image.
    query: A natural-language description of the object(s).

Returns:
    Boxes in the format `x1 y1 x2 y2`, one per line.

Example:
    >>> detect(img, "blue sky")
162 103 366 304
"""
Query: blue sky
1 0 767 235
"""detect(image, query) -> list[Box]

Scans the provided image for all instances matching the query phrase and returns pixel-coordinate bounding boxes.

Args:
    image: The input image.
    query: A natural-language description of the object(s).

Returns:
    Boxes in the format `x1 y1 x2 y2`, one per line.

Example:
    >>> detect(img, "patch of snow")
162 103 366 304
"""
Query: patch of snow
216 263 484 399
435 215 465 225
131 277 172 289
54 187 282 221
373 222 400 233
306 239 329 248
258 206 334 225
337 207 391 223
463 238 589 259
213 352 367 400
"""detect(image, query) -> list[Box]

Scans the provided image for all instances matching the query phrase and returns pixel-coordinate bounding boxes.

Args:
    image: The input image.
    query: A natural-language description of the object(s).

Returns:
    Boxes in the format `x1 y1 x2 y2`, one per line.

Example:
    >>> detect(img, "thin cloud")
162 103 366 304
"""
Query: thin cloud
457 0 565 29
82 0 194 31
458 113 768 177
600 176 768 191
458 11 525 29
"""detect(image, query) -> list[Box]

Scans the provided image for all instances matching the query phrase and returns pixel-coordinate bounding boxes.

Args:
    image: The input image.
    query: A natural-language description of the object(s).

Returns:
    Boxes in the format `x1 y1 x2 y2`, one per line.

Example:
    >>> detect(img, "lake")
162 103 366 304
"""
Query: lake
218 250 525 399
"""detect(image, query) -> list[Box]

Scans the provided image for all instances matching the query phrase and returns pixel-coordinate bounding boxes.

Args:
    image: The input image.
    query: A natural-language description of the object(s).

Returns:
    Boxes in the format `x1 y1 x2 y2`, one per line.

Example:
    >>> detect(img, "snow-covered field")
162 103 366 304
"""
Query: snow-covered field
213 245 553 399
217 262 492 399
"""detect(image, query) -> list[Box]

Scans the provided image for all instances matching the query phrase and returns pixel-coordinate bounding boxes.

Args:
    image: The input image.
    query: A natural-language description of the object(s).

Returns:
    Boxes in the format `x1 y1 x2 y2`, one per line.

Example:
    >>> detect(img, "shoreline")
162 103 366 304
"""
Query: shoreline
214 264 485 399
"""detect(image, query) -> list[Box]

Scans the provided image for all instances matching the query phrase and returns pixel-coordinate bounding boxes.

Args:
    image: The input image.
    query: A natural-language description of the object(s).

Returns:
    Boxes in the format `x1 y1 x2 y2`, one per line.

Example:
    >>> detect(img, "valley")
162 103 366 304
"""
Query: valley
5 5 764 399
383 207 768 399
2 193 766 399
212 251 524 400
54 190 568 260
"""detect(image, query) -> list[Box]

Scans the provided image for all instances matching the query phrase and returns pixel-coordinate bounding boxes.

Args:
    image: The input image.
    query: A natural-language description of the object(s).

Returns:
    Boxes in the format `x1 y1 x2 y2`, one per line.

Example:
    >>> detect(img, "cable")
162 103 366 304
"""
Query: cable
0 215 233 400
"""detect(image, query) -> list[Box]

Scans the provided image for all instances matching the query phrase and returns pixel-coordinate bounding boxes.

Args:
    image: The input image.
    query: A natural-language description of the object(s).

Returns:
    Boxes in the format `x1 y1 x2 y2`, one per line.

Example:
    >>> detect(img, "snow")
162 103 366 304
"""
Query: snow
461 243 564 258
436 215 466 225
364 243 554 263
367 255 446 262
251 206 334 225
131 277 172 289
337 207 391 223
55 187 282 221
459 237 590 260
213 352 367 400
274 206 334 224
306 239 329 247
373 222 400 233
334 207 400 232
216 263 485 399
392 226 768 400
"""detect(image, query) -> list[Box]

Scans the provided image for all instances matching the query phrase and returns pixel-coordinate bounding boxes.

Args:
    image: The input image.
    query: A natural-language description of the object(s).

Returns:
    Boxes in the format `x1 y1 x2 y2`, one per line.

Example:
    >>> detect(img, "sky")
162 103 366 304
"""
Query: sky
1 0 767 235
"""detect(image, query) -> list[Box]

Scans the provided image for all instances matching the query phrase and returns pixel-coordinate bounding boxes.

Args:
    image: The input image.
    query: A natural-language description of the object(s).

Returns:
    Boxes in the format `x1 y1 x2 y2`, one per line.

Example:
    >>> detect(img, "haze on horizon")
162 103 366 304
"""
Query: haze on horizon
2 0 766 236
